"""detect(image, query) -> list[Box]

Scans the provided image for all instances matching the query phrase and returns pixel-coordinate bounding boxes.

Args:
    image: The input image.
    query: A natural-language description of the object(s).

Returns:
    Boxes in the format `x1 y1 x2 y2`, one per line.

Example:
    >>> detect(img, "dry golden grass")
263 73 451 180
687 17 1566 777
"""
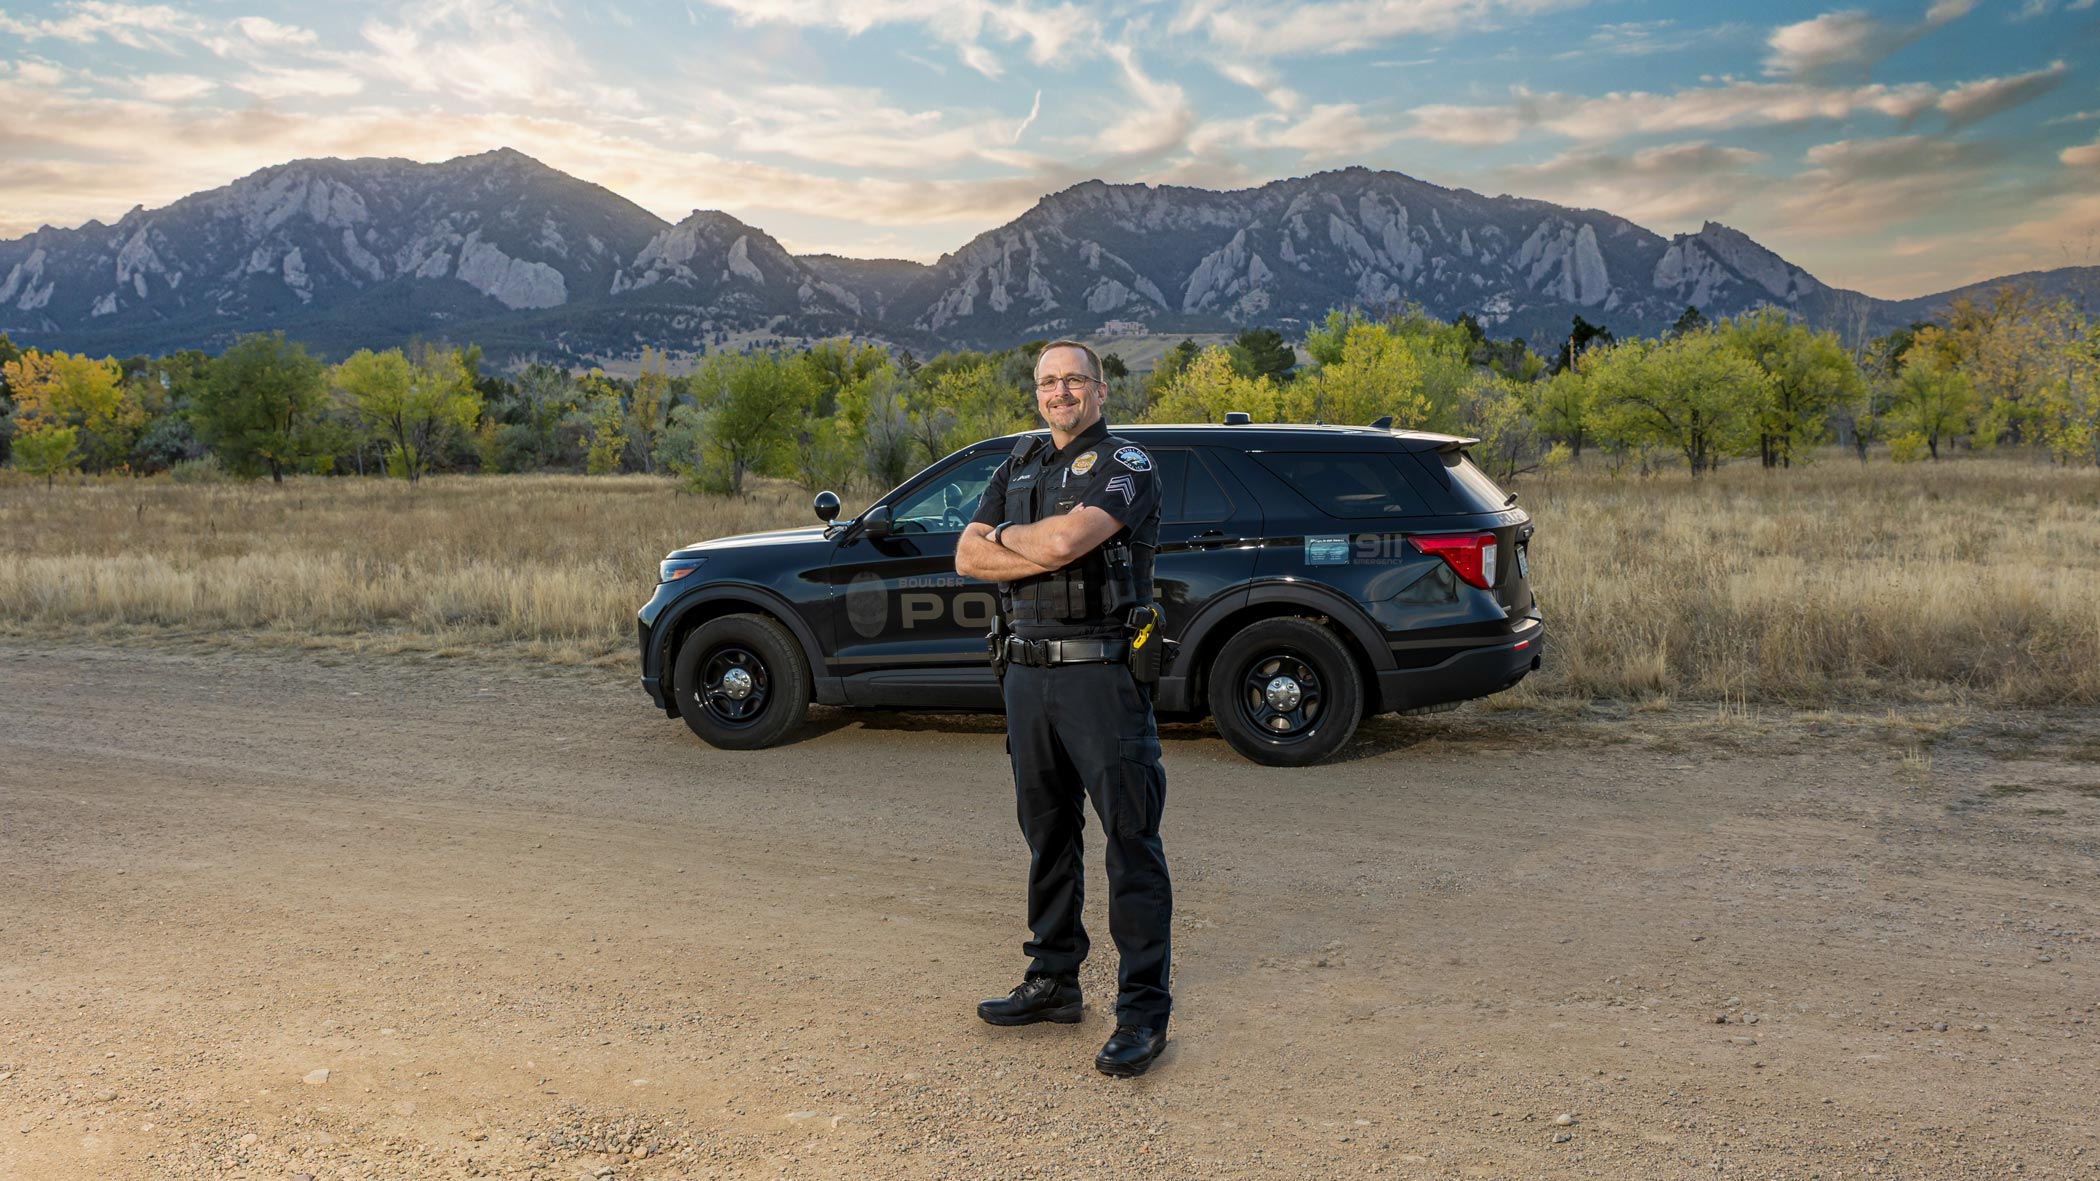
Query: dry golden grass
3 454 2096 704
0 473 822 666
1519 453 2100 706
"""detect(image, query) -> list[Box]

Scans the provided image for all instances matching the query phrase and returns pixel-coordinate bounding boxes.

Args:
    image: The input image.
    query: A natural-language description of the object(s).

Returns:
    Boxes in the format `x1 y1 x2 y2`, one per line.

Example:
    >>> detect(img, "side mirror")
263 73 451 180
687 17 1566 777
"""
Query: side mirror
857 503 893 540
813 490 841 522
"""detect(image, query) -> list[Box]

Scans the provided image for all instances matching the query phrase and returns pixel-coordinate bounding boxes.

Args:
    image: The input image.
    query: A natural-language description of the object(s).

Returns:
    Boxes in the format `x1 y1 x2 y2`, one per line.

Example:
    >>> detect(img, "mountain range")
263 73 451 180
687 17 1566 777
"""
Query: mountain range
1 147 2089 365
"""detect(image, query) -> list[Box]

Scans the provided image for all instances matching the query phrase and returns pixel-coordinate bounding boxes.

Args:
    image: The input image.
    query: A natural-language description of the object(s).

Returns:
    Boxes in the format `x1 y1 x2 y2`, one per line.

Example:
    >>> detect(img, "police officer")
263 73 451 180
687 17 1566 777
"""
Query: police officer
954 339 1172 1077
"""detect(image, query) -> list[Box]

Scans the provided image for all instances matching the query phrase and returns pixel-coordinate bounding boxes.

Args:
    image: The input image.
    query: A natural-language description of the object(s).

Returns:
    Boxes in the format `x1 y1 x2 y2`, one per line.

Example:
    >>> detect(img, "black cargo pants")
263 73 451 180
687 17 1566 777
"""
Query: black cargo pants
1001 657 1172 1027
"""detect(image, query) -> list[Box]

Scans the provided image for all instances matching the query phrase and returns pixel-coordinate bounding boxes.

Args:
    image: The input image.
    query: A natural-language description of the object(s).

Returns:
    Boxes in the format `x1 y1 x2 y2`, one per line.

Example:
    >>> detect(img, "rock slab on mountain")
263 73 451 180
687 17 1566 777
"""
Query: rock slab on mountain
0 151 2072 362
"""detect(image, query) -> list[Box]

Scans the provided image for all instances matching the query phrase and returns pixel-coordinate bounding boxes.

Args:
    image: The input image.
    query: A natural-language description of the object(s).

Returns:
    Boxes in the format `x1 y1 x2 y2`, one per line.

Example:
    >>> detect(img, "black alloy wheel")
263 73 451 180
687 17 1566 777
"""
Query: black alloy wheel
1206 617 1364 767
672 613 811 750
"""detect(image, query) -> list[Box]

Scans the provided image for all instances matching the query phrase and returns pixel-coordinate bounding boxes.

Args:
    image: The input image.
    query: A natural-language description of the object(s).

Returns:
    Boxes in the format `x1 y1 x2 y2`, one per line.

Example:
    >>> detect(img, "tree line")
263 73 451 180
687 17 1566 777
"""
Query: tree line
3 287 2095 493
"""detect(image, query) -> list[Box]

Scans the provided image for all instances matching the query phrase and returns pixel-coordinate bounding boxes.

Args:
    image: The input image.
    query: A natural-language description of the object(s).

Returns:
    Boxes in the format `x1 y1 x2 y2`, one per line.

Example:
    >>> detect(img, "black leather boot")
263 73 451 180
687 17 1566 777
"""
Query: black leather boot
976 975 1083 1026
1094 1024 1167 1076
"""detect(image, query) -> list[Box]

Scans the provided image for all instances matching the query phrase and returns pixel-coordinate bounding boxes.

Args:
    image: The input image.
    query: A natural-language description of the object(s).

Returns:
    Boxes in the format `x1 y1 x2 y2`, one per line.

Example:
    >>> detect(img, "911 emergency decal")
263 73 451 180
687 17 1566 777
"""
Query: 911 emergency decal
1069 450 1098 475
1113 446 1152 471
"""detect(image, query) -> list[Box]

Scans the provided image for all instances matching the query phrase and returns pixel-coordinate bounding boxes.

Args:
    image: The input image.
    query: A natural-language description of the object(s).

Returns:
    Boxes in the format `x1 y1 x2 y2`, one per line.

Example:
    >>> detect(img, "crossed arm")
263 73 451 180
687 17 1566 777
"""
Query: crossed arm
954 506 1125 582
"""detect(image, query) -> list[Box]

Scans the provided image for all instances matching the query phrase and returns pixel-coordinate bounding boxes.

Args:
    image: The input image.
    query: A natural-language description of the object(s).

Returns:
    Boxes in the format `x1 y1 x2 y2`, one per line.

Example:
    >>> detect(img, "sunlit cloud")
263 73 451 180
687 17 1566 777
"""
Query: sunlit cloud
1170 0 1588 58
1763 0 1975 77
1936 60 2067 127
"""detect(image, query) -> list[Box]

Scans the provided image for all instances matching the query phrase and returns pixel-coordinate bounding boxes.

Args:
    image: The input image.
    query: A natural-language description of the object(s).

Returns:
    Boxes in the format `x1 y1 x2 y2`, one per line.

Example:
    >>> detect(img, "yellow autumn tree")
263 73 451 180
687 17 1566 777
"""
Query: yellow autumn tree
1281 322 1429 427
2 349 142 471
1141 347 1279 423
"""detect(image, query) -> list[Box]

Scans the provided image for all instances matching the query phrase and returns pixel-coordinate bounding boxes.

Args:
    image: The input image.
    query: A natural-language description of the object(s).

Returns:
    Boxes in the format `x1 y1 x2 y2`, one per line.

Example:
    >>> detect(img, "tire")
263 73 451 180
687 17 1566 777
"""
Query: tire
1205 617 1364 767
671 613 811 751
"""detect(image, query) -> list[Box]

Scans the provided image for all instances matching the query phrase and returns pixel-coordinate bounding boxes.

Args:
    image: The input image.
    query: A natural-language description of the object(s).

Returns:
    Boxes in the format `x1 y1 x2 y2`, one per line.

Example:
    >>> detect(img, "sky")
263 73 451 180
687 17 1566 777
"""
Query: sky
1 0 2097 299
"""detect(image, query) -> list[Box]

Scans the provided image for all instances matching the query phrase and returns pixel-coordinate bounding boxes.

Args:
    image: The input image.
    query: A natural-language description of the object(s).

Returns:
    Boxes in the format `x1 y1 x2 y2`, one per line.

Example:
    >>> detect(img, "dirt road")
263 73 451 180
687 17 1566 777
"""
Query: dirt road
3 638 2097 1180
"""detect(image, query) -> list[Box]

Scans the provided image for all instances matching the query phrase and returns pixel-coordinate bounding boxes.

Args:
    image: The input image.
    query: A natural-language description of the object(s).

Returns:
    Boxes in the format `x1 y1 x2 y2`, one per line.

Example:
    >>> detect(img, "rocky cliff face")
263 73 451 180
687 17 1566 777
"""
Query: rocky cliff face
0 149 677 356
0 151 2054 362
888 169 1867 345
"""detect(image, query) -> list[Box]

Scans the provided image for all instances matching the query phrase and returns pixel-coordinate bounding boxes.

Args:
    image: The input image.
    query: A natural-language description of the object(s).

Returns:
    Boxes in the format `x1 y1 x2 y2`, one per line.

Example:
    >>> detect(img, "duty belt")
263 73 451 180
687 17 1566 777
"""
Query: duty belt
1002 636 1127 668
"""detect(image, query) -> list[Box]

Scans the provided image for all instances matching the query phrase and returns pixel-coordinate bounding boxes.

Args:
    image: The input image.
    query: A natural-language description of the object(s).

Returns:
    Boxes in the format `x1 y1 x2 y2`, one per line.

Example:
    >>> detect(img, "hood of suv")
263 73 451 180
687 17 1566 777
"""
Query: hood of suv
670 524 831 559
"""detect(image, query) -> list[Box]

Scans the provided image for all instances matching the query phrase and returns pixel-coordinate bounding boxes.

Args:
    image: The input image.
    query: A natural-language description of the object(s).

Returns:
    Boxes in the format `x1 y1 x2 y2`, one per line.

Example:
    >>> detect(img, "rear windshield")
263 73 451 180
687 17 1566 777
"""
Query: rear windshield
1252 453 1428 518
1414 450 1513 513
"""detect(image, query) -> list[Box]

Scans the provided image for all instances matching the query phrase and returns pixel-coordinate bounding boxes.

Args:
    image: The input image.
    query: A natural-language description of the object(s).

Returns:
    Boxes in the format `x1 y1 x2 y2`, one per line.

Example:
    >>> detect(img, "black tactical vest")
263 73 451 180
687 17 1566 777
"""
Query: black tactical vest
1000 427 1158 638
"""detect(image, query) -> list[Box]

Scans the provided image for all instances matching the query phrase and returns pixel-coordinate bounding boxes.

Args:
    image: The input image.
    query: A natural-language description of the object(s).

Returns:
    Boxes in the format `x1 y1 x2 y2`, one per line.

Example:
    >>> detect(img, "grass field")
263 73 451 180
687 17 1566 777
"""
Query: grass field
4 454 2096 706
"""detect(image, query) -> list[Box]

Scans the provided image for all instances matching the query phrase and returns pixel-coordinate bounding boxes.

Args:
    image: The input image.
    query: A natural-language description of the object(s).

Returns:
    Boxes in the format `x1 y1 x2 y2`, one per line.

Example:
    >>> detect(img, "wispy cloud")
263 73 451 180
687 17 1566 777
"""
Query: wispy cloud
1012 89 1042 143
1763 0 1975 77
1936 60 2067 127
1493 140 1769 224
1170 0 1588 58
1404 79 1940 145
1554 19 1748 61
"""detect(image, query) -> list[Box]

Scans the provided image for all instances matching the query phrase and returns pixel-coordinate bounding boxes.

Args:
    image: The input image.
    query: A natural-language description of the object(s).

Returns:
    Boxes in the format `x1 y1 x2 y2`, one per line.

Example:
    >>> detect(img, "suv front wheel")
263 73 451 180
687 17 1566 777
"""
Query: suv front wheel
1206 618 1364 767
672 613 811 750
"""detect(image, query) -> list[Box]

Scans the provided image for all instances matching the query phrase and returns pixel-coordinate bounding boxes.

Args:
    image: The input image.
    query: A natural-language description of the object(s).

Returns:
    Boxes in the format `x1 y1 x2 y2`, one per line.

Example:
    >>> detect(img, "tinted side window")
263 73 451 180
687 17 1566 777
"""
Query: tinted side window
1411 451 1512 513
1252 453 1427 518
1180 452 1234 522
891 451 1007 533
1152 448 1189 522
1147 449 1234 524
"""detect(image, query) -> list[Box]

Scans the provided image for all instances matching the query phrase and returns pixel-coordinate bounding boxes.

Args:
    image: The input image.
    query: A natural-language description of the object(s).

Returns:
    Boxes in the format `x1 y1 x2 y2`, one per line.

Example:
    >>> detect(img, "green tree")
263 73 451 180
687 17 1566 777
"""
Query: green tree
1584 333 1768 476
332 344 482 483
1668 305 1708 338
697 352 812 496
1303 311 1361 367
9 424 79 488
1530 367 1592 459
513 364 578 470
799 338 890 417
627 347 673 474
1232 328 1297 383
932 360 1031 450
1458 374 1540 482
833 362 914 486
193 332 327 483
1720 309 1863 469
1886 341 1973 460
1552 315 1614 374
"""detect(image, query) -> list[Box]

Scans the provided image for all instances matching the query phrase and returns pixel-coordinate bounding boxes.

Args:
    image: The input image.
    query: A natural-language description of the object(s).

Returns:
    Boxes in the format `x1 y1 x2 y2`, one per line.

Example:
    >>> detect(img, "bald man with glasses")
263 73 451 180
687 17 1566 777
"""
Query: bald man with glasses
955 339 1173 1077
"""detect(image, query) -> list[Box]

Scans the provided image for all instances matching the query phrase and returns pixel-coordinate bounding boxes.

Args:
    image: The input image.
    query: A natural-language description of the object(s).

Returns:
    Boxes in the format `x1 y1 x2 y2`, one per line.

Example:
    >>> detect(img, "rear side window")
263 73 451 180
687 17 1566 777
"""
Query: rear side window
1151 448 1236 523
1252 453 1428 518
1414 451 1513 513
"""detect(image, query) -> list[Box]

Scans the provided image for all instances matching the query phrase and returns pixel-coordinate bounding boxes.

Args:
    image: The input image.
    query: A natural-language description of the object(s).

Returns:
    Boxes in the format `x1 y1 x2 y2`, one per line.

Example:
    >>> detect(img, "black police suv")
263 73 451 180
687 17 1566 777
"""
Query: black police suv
638 422 1543 767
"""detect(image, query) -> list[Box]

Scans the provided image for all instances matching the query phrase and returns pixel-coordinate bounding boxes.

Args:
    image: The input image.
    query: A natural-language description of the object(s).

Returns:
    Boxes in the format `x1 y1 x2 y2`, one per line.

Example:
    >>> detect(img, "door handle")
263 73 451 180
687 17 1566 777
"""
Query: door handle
1190 530 1242 548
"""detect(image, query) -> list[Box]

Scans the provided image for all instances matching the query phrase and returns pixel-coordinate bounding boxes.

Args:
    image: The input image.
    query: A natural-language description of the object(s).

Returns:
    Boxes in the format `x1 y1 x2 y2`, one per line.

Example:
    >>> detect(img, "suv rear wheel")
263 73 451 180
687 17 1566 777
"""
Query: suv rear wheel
672 613 811 750
1206 618 1363 767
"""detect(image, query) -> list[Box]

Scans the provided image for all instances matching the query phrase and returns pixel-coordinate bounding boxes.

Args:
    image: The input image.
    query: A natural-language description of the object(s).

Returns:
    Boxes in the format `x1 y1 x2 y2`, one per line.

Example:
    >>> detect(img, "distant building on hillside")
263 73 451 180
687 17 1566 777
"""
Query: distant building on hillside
1099 319 1147 335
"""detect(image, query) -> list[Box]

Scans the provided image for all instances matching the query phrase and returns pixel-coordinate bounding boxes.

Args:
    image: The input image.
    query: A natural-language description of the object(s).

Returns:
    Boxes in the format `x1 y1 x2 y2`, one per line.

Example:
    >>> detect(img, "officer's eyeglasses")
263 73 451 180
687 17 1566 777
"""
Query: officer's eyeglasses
1036 374 1098 394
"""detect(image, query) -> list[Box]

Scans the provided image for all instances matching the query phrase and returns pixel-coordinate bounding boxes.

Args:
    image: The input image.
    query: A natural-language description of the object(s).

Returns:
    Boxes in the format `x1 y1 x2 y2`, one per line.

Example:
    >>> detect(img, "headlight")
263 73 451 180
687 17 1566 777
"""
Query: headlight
659 557 707 584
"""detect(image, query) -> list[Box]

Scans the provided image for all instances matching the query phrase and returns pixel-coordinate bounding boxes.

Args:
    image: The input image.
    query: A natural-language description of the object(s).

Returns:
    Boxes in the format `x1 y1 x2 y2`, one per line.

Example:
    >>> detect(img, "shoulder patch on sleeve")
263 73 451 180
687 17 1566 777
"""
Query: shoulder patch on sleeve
1113 445 1152 472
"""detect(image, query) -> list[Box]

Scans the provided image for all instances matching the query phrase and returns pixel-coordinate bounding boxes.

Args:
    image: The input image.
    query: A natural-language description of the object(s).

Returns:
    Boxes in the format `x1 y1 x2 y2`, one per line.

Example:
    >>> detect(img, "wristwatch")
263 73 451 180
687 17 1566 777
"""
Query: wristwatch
989 521 1013 547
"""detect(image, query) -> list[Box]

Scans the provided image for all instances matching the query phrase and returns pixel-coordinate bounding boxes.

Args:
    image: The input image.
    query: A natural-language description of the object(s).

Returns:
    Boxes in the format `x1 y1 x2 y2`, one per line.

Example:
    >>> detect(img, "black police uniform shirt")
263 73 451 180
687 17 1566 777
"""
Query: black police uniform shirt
970 419 1160 640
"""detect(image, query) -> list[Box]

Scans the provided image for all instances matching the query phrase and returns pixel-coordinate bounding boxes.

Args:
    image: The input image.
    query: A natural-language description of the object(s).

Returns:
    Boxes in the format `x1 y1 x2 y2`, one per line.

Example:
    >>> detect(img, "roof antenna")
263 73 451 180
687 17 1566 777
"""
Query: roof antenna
1369 415 1393 429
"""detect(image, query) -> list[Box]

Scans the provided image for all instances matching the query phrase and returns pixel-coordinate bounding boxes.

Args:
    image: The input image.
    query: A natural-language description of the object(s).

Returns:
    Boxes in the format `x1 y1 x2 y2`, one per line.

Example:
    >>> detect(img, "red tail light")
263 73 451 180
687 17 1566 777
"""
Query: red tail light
1410 532 1499 590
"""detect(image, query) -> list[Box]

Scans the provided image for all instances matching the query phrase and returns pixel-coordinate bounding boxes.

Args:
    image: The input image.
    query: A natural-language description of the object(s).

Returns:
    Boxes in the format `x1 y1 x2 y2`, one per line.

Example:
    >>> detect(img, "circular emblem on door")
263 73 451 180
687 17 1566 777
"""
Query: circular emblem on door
846 571 888 638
